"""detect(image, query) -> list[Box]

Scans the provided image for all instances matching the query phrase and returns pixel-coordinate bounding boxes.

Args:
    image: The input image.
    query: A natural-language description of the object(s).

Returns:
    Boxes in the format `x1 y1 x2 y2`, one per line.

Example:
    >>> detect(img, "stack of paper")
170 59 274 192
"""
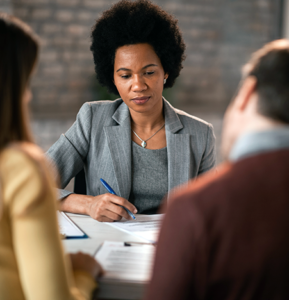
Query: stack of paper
95 241 155 299
105 214 164 244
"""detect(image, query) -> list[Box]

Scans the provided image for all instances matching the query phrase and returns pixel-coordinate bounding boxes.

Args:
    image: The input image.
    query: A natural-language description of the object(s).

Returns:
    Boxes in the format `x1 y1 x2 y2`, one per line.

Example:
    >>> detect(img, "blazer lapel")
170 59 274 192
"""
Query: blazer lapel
103 102 132 200
164 99 191 195
103 99 191 200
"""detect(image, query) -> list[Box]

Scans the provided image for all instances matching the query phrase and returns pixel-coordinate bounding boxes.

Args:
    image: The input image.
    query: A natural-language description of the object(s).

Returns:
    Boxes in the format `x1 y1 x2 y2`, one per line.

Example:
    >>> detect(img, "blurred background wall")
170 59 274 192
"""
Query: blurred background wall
1 0 285 165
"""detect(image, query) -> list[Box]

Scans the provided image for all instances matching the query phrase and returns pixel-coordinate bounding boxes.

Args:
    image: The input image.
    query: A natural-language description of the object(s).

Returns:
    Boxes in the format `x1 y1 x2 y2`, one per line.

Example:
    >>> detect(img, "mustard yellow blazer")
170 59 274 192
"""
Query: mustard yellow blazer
0 143 96 300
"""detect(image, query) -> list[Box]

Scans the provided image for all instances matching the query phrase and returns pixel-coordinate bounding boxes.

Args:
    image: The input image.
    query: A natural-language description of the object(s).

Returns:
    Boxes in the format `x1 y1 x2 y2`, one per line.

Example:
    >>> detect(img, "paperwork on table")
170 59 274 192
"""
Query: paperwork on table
105 214 164 244
95 241 155 299
57 211 87 239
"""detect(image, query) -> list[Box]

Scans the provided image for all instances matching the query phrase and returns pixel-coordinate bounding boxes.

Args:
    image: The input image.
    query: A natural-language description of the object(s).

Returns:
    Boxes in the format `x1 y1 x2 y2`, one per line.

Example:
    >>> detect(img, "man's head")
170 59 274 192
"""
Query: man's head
222 39 289 159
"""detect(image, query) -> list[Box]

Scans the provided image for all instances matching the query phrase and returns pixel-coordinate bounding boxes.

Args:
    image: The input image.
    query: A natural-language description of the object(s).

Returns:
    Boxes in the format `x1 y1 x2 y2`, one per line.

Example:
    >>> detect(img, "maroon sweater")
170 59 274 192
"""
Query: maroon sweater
145 150 289 300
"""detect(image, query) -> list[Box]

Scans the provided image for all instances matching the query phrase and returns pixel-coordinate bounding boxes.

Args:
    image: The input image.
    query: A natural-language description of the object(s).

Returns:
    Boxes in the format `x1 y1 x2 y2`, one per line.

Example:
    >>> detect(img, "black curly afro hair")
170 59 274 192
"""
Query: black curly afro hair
90 0 186 95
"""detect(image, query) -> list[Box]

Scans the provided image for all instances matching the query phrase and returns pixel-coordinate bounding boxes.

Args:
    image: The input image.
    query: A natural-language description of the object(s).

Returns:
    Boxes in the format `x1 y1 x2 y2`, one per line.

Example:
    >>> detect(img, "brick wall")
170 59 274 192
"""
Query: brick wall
7 0 283 118
159 0 283 110
0 0 11 13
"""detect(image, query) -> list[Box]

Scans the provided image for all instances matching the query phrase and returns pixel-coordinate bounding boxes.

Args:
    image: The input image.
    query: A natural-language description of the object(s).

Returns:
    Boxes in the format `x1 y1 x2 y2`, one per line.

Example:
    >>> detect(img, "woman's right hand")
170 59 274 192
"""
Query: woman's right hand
60 193 137 222
70 252 103 278
86 193 137 222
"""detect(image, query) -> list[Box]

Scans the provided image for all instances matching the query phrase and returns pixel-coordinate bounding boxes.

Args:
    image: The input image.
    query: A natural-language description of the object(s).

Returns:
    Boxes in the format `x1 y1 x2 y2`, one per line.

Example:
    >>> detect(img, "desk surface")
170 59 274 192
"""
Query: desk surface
62 213 151 256
62 213 153 300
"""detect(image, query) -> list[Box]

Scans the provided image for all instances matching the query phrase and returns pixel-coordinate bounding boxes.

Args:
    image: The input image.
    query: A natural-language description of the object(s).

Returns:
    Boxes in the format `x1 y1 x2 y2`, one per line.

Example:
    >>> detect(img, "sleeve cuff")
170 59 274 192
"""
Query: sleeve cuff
72 270 98 300
56 188 74 201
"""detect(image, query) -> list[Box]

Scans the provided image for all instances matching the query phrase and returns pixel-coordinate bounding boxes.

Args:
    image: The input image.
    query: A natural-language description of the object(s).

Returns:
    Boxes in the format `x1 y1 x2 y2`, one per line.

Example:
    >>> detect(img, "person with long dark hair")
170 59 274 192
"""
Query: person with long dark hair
0 13 102 300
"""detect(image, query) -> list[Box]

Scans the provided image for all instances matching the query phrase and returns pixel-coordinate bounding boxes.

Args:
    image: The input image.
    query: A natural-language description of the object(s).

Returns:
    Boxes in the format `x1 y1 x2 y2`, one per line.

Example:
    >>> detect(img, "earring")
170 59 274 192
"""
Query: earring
164 78 167 84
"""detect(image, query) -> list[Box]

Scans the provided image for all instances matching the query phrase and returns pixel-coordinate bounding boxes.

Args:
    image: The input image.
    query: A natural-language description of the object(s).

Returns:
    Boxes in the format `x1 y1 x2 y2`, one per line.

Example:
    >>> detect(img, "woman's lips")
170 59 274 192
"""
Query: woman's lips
131 97 150 105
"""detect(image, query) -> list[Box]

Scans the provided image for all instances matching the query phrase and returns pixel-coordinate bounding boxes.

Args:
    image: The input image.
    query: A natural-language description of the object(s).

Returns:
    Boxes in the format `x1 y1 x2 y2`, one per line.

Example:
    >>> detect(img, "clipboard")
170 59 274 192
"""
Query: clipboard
57 211 88 239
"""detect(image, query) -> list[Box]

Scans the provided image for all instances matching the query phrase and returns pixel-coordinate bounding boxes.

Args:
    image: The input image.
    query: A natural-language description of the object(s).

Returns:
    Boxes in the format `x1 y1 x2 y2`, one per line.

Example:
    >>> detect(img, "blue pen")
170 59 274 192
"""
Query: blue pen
100 178 136 220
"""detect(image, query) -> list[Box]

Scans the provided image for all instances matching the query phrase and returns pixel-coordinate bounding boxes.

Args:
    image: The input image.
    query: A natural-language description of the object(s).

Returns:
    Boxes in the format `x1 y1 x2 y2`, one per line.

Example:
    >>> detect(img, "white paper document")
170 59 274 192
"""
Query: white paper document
106 214 164 243
57 211 86 238
95 241 155 282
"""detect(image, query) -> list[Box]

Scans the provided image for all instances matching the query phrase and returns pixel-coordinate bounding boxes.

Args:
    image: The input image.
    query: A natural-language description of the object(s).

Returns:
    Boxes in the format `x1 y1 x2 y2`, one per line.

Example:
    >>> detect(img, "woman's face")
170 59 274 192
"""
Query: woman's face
113 43 168 115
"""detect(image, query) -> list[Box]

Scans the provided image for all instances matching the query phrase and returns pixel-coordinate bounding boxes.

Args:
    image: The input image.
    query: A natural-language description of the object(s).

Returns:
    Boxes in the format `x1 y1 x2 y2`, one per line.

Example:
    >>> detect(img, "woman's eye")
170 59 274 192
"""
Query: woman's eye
121 74 130 79
146 71 154 75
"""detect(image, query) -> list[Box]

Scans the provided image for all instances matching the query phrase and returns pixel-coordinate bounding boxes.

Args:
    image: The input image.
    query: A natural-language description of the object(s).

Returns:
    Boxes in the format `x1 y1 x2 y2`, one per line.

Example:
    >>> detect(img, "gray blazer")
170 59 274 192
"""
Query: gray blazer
47 98 216 200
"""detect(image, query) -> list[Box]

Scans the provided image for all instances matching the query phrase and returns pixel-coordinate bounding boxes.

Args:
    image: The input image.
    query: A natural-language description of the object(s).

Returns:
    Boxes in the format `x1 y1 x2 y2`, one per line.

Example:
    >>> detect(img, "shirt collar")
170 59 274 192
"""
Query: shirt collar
229 126 289 162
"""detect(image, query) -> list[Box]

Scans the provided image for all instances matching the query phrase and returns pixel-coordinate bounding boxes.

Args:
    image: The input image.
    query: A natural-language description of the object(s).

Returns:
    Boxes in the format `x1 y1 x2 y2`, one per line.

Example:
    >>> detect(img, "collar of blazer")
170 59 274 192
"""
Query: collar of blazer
104 97 190 201
111 97 184 134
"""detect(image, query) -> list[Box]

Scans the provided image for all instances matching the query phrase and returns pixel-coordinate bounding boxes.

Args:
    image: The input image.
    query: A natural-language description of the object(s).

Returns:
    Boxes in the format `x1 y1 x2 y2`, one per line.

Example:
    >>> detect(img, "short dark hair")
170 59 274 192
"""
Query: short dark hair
0 13 39 150
243 39 289 123
90 0 186 95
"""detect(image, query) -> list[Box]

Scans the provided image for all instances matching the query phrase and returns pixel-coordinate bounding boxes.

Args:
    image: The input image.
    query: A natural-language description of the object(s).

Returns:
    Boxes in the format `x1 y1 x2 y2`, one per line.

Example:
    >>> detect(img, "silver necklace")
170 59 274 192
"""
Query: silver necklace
132 123 165 148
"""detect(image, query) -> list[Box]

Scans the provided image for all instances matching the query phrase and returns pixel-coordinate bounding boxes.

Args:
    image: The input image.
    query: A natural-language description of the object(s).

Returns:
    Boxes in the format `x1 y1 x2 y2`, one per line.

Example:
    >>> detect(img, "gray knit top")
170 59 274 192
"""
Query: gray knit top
128 141 168 214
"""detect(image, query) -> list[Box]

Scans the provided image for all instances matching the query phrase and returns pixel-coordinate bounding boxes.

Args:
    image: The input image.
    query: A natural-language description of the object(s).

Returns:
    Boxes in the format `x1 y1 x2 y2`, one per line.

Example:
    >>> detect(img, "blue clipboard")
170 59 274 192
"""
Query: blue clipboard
58 211 89 239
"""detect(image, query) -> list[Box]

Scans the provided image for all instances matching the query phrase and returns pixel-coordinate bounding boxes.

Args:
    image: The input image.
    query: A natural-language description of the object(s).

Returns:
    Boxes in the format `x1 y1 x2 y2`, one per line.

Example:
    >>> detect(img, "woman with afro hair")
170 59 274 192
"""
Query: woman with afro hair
47 0 216 222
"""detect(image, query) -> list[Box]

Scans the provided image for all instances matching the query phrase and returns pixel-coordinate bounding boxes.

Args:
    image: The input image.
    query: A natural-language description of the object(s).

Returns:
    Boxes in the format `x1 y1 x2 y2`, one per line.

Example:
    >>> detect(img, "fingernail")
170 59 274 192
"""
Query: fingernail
134 208 137 213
